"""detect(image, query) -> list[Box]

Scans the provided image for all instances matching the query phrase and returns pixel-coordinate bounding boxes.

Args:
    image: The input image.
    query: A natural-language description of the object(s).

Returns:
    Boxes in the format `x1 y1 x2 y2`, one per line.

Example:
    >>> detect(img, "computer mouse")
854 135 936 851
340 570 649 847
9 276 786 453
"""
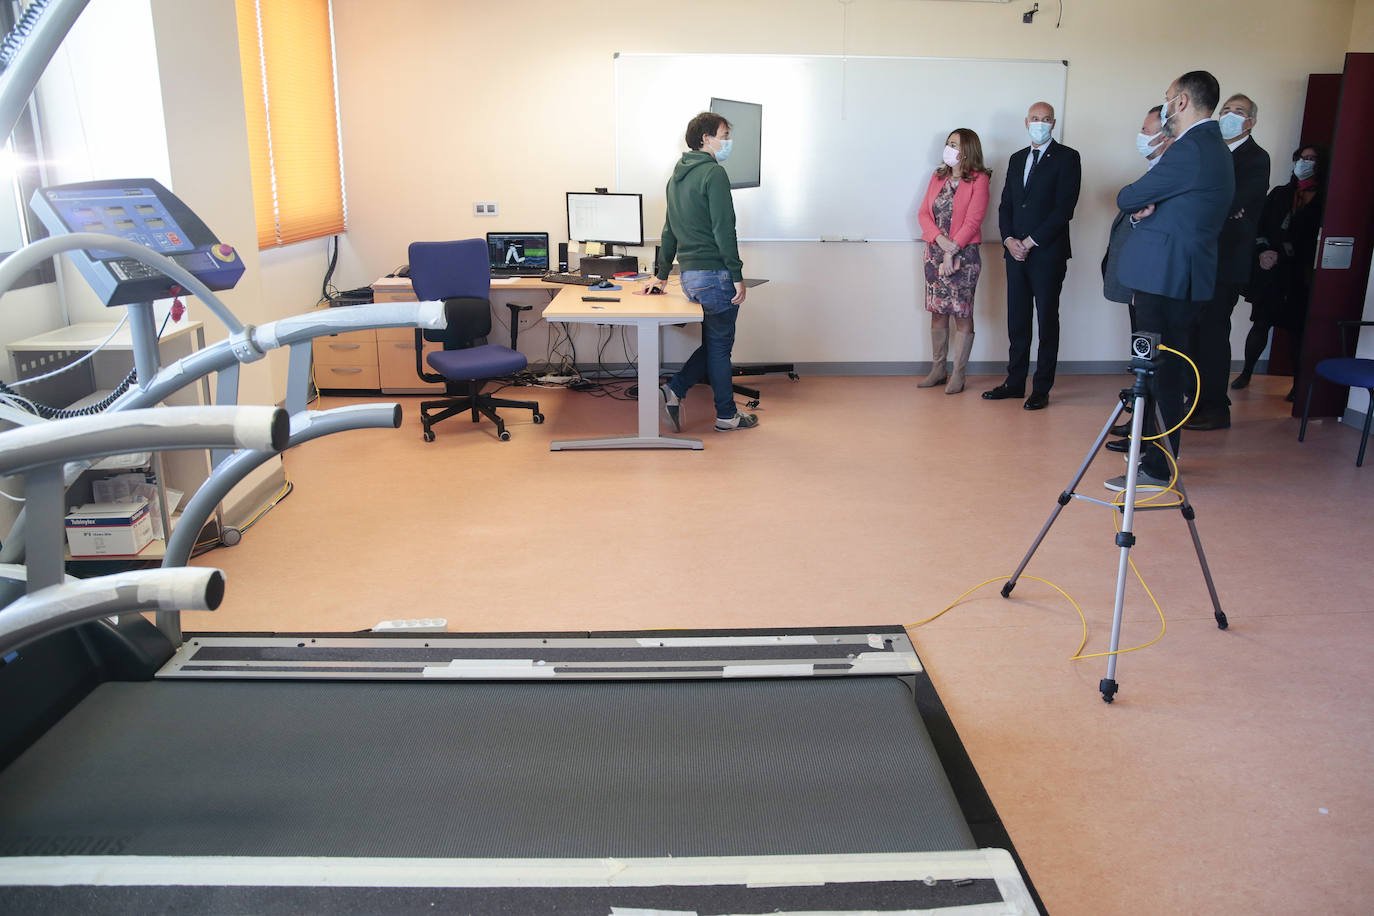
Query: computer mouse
646 286 664 295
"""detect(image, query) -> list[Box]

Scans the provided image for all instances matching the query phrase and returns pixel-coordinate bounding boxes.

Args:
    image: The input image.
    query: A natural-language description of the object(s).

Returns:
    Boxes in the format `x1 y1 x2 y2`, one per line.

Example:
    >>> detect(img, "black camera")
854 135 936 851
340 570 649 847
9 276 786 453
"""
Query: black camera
1130 331 1161 366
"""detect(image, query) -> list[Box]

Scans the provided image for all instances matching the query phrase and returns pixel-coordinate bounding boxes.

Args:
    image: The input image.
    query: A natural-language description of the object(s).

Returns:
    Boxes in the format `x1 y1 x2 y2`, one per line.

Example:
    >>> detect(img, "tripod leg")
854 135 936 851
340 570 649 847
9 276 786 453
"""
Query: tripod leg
1101 392 1150 704
1148 404 1228 630
1002 402 1130 598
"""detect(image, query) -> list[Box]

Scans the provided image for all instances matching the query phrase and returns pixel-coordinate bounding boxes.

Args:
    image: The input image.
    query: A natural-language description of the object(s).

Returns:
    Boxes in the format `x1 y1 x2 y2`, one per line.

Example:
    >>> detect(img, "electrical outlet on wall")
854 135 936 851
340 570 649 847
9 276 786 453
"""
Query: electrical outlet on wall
473 201 498 217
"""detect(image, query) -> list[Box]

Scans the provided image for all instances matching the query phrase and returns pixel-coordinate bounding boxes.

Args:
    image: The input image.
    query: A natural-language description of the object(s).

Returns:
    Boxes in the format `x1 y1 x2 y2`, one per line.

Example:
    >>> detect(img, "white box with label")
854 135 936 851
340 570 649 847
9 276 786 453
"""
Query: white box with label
64 499 154 557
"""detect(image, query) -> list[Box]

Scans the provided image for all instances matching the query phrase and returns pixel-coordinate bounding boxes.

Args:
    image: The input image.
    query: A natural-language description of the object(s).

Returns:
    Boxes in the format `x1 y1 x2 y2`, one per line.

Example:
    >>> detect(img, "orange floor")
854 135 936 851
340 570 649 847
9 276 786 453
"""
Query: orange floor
188 372 1374 916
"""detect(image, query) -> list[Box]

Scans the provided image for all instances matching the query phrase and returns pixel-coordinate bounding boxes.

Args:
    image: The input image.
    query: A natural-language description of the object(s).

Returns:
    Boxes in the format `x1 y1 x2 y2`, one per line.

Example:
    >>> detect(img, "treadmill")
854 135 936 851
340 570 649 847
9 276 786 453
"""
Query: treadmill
0 3 1041 912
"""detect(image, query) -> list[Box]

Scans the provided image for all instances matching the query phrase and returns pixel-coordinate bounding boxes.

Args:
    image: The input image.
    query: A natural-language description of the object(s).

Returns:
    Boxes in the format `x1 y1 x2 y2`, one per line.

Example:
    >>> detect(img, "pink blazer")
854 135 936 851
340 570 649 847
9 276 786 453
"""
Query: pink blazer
917 170 990 249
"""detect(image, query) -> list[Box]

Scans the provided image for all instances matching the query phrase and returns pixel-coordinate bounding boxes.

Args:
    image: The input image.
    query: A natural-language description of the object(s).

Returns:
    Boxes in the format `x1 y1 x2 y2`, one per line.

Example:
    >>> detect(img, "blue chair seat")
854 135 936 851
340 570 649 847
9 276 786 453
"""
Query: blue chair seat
427 345 527 381
1313 357 1374 390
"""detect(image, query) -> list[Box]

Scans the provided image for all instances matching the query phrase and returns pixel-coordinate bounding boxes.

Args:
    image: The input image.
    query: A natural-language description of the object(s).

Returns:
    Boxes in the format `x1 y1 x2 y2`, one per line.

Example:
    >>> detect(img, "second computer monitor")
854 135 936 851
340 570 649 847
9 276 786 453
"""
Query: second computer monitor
566 192 643 248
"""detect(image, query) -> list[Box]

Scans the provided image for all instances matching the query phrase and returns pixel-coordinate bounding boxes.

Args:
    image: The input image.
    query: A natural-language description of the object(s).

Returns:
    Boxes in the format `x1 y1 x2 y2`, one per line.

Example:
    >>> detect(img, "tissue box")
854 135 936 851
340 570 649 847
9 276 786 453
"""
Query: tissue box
64 499 154 557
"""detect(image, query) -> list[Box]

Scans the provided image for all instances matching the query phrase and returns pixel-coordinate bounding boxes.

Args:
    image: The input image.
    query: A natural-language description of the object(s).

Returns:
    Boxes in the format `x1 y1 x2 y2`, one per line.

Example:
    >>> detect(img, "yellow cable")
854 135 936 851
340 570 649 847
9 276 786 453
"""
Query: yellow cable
1141 344 1201 440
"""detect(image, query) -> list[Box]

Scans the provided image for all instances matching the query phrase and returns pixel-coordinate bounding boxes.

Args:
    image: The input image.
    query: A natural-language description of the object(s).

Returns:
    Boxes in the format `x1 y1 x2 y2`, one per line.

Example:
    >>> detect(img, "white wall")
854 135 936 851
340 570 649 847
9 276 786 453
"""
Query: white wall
330 0 1358 370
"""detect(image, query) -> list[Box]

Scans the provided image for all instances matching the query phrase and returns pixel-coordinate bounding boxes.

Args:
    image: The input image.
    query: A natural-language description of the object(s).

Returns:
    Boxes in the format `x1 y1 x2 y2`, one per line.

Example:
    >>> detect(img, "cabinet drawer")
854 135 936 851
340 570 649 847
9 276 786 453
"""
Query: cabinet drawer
313 330 377 368
315 363 381 390
372 285 417 303
379 335 445 391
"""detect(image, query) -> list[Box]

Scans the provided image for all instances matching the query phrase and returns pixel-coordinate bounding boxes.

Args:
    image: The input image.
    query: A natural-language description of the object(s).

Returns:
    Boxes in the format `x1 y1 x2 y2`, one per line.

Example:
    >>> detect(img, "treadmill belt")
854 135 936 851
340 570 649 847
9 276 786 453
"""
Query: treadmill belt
0 676 973 859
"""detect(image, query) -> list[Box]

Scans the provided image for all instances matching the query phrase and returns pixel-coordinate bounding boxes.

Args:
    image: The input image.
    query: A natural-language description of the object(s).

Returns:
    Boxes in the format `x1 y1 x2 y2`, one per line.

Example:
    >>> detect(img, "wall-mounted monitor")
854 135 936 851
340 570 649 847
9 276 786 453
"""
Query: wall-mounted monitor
709 97 761 190
566 192 643 247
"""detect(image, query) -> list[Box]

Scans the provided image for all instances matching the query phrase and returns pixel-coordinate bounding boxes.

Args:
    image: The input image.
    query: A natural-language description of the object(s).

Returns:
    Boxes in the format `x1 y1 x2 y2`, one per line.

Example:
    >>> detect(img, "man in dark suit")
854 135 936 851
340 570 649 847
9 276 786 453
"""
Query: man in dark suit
1185 93 1270 430
985 101 1081 411
1110 70 1235 491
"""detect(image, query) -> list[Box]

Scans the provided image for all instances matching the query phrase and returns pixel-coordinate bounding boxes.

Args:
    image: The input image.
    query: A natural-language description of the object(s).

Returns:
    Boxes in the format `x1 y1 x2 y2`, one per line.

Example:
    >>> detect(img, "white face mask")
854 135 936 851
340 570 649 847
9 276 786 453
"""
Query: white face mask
1027 121 1052 145
1161 94 1180 137
1136 130 1163 160
942 145 960 169
1293 159 1316 181
1218 112 1247 141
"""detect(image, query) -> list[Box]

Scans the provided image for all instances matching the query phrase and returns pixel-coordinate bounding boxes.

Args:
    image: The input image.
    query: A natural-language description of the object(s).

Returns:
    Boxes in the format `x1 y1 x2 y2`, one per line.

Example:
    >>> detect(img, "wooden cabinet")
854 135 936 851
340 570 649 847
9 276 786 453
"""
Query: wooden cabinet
310 279 443 394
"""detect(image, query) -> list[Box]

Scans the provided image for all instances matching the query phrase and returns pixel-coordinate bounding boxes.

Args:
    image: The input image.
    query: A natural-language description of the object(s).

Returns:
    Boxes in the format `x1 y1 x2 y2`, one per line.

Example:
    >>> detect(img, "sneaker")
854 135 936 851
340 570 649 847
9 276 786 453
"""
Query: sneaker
1103 469 1172 492
714 410 759 431
659 383 680 433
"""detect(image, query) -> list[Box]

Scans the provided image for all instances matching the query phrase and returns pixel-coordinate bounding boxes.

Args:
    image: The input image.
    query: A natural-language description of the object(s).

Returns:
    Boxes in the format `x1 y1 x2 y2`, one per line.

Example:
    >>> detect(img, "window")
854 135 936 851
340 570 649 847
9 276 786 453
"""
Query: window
235 0 346 248
0 1 55 289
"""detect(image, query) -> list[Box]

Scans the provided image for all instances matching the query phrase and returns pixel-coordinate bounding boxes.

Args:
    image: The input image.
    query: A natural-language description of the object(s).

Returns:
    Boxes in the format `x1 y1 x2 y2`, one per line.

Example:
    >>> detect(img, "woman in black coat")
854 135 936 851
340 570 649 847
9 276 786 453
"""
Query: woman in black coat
1231 145 1327 398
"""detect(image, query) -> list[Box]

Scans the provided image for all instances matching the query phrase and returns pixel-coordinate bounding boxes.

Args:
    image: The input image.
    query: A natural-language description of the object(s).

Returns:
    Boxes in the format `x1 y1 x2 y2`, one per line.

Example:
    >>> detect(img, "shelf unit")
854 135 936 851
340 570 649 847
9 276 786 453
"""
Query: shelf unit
7 320 215 563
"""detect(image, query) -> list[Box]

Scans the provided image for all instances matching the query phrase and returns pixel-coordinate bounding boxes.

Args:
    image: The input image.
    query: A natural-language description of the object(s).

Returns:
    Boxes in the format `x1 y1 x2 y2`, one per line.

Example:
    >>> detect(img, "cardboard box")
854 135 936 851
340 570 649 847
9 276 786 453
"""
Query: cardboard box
64 499 154 557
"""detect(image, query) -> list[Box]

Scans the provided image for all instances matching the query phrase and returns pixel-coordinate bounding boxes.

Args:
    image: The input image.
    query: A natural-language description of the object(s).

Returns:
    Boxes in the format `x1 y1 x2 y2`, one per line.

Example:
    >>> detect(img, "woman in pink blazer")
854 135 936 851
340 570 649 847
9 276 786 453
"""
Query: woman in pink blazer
916 128 992 394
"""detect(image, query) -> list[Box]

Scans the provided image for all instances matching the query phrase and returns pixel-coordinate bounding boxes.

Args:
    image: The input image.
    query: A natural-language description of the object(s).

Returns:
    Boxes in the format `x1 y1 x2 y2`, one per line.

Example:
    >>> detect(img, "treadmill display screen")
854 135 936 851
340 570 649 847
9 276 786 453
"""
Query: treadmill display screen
44 186 196 260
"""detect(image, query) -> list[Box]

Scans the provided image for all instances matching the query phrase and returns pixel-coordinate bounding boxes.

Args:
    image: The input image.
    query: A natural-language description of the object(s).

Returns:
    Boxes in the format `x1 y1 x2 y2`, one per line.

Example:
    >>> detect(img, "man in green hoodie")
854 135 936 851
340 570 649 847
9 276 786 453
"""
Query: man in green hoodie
646 111 756 431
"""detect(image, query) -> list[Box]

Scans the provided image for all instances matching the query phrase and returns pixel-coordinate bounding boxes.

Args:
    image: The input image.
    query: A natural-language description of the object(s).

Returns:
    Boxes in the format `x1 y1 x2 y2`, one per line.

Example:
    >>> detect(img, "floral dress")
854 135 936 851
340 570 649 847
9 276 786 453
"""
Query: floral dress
924 178 981 318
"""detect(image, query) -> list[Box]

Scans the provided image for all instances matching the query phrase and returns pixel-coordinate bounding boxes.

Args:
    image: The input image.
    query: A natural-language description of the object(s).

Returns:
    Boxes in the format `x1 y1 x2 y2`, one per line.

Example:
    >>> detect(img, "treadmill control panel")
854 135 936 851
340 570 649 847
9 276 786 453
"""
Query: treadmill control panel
30 179 245 307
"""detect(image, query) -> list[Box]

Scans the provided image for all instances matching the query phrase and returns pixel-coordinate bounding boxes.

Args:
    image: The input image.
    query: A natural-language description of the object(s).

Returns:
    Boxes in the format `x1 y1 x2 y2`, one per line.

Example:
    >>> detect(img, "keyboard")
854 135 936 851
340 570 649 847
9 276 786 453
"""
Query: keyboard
541 272 600 286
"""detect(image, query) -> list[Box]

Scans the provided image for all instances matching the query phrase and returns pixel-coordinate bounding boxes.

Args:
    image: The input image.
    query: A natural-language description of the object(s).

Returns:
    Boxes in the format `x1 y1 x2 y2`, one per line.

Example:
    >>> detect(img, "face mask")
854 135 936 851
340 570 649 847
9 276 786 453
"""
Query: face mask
1293 159 1316 181
1161 95 1179 137
712 138 732 163
1218 112 1247 141
942 145 960 168
1028 121 1052 145
1136 131 1163 159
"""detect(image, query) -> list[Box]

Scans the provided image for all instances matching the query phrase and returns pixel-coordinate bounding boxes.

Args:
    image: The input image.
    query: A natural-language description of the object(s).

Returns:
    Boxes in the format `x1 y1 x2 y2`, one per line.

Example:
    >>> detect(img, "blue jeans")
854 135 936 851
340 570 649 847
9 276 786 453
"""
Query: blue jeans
668 270 739 420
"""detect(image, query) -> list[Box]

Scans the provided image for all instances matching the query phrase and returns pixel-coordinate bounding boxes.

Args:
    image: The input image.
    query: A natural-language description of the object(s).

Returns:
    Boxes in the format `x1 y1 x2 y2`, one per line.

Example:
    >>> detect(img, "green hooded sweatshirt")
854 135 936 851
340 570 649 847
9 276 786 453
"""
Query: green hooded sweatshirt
656 150 744 283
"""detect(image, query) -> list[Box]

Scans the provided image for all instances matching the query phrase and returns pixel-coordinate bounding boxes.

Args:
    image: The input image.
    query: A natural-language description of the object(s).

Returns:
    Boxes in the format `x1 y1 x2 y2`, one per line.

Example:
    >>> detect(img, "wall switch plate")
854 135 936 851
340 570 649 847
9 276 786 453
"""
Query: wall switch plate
473 201 498 217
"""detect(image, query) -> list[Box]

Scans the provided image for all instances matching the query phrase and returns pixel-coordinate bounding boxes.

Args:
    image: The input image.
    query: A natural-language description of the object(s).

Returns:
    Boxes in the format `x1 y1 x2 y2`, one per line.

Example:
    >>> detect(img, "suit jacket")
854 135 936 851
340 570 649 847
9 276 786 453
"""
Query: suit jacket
917 170 990 248
998 138 1082 263
1116 120 1234 302
1216 135 1271 285
1100 209 1134 304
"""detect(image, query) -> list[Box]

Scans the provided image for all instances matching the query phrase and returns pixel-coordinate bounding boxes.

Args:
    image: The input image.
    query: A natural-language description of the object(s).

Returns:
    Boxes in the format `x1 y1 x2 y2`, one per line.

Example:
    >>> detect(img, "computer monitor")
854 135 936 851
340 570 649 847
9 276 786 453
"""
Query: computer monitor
566 192 643 249
709 98 762 190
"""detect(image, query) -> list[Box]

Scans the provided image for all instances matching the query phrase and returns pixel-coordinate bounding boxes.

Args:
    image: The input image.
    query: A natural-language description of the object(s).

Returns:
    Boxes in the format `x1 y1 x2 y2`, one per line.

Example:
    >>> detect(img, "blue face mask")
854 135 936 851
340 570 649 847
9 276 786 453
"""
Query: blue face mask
1293 159 1316 181
712 138 733 163
1028 121 1052 145
1219 112 1247 141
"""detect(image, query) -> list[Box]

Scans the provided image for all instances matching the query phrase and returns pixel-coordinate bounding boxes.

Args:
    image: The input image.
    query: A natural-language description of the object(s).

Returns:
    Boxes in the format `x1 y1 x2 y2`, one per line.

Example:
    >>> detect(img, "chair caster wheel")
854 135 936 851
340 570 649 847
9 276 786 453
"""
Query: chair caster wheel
788 372 800 381
423 430 435 442
499 430 511 441
533 413 545 424
746 399 759 409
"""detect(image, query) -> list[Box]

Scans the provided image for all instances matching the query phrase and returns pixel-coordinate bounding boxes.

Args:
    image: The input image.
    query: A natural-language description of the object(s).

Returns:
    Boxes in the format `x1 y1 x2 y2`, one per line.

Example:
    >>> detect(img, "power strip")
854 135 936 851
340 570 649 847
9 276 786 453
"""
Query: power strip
538 375 575 384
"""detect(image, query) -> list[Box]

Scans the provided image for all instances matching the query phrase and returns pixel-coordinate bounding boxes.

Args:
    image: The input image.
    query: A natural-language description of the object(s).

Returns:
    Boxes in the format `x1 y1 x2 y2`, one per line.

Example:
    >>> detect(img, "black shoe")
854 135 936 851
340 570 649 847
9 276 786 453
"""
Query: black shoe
1230 371 1252 390
1183 409 1230 431
1105 437 1132 453
1284 386 1296 403
1023 392 1049 410
1109 421 1132 437
982 383 1025 401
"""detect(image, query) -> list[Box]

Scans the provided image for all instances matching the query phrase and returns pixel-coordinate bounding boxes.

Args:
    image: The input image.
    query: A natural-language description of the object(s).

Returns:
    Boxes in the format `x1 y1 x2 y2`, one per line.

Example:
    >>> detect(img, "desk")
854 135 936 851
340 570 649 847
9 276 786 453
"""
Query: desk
543 282 703 451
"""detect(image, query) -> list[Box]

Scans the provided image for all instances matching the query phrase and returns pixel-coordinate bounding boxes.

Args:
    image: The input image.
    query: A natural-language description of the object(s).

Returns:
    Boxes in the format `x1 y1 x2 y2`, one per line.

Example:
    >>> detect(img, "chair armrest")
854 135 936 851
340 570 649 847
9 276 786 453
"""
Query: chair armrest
413 328 444 384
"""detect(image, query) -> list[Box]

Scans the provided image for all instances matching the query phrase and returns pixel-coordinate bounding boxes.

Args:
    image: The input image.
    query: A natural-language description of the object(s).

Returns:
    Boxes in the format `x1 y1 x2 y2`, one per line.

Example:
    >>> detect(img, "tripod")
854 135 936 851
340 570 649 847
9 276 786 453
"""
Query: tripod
1002 338 1228 703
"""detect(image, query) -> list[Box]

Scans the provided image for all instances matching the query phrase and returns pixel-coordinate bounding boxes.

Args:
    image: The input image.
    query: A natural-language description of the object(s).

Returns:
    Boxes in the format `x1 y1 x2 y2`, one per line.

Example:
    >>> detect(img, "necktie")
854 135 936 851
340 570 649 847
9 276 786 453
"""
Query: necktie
1026 148 1041 186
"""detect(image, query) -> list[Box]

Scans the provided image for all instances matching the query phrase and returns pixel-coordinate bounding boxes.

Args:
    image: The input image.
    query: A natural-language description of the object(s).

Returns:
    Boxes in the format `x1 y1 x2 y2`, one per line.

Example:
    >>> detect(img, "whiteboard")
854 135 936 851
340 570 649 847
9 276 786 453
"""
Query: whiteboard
615 53 1069 242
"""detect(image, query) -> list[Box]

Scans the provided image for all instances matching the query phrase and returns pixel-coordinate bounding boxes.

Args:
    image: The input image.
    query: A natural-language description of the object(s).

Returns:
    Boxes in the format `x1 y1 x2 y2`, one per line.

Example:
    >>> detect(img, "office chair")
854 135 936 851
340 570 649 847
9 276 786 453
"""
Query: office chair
1299 320 1374 467
407 239 543 442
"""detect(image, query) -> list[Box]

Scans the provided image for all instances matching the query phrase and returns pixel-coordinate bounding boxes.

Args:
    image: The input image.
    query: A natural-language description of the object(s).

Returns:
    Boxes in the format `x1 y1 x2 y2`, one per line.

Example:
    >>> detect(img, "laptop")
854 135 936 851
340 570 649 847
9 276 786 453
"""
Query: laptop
487 232 550 277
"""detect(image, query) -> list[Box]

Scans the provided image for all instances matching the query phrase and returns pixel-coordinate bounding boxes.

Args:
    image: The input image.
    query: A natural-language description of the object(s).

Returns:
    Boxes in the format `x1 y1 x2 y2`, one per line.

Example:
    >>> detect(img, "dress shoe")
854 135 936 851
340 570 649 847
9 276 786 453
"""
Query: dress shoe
1105 438 1131 453
1230 370 1252 390
1023 392 1049 410
1109 421 1132 437
1183 409 1230 431
982 383 1025 401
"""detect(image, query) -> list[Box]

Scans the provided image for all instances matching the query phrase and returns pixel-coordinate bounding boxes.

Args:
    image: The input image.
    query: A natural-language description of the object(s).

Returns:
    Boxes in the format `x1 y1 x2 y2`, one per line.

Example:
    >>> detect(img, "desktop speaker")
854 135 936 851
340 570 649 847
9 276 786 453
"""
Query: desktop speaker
557 242 568 273
580 255 638 279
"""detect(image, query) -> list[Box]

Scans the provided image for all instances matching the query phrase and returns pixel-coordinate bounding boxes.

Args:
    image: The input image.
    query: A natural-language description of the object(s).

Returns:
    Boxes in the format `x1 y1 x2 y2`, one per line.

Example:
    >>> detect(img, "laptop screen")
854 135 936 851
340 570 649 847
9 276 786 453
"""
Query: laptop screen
486 232 549 272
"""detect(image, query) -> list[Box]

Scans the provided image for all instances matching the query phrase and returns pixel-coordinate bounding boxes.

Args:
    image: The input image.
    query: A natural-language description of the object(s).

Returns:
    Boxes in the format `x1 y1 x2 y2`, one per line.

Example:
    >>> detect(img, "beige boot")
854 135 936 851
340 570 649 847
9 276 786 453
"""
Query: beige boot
917 326 949 388
945 330 975 394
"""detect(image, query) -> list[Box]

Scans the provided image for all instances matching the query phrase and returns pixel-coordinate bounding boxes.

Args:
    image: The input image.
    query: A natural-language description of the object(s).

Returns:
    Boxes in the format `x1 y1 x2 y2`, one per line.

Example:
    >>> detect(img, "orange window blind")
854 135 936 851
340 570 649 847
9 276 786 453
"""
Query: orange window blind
235 0 346 248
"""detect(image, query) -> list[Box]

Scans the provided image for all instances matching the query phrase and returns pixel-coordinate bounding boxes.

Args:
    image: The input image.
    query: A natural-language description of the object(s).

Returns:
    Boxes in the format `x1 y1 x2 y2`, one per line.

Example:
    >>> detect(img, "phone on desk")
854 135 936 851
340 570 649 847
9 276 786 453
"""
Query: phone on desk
391 265 410 278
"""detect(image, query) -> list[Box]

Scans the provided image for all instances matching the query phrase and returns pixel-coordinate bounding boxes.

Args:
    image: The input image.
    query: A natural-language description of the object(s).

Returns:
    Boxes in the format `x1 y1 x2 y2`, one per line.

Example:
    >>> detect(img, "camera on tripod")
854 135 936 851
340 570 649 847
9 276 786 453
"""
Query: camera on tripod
1130 331 1161 368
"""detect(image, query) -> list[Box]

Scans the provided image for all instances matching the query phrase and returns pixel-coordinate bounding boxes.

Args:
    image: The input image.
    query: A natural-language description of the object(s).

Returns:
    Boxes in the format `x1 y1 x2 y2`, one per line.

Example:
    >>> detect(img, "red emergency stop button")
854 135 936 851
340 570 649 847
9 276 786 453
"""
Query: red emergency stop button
211 244 235 262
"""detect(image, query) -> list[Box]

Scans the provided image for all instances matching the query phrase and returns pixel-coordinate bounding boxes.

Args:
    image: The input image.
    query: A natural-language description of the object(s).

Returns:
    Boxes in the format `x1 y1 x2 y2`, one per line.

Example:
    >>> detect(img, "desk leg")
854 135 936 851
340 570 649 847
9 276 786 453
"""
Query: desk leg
549 320 703 451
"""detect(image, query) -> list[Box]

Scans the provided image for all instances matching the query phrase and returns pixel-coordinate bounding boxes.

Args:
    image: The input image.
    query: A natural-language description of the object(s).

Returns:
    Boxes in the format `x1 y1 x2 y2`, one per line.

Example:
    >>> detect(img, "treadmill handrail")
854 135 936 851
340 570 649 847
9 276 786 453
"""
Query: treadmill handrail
0 233 244 333
0 406 287 476
0 567 223 656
